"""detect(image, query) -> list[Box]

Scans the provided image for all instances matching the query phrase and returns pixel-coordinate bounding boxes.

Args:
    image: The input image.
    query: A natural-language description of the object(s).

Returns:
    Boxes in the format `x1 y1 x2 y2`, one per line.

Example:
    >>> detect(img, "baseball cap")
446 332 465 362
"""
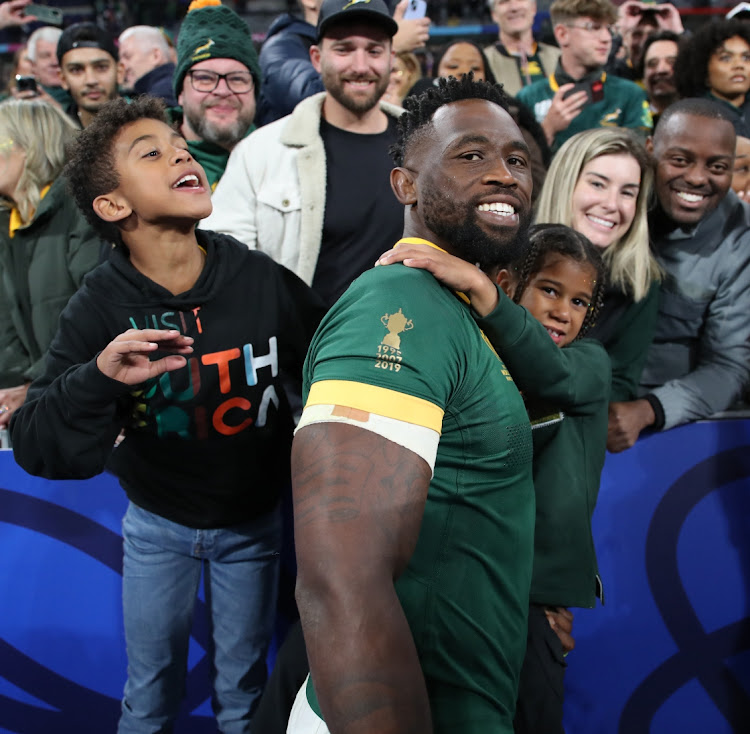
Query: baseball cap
317 0 399 41
57 22 119 65
726 2 750 19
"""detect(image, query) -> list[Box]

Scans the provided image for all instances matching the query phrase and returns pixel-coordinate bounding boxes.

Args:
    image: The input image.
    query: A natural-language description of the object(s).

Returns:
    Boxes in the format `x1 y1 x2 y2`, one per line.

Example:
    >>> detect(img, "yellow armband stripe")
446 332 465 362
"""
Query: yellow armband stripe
306 380 444 434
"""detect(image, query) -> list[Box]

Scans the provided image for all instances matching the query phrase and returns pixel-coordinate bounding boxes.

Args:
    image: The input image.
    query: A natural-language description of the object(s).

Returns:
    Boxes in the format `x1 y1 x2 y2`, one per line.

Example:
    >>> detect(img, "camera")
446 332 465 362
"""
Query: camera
15 75 38 94
627 2 670 18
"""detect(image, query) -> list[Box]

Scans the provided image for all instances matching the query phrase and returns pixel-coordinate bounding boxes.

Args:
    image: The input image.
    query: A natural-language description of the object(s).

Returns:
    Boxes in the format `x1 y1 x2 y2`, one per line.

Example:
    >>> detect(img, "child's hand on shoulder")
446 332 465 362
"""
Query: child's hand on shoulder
376 244 499 317
96 329 194 385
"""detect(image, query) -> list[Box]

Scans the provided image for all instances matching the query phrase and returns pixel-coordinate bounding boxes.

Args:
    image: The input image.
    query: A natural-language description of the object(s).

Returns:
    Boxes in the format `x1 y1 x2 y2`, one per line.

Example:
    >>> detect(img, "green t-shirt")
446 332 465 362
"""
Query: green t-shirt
302 239 535 733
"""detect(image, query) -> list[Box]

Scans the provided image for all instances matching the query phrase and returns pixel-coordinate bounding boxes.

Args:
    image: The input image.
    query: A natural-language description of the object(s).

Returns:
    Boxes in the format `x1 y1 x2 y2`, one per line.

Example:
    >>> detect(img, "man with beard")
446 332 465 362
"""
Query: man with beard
57 23 120 128
639 30 680 124
172 0 260 190
202 0 404 308
286 74 535 734
608 99 750 451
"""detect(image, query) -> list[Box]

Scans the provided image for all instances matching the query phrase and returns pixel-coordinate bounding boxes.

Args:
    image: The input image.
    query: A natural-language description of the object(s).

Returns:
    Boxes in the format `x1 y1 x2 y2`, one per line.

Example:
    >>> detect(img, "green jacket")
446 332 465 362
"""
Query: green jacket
0 176 104 387
476 287 611 608
603 280 661 402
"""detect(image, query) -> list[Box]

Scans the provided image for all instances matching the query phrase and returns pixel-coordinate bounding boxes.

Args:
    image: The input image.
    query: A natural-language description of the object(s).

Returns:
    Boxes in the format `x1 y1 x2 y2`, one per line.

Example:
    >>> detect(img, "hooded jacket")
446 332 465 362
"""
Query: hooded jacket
10 231 324 528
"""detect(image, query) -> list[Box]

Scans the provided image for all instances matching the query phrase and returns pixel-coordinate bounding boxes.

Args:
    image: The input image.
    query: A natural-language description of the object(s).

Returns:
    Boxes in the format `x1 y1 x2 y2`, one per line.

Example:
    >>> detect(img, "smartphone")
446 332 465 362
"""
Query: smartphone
15 75 38 94
403 0 427 20
563 79 604 104
24 4 64 26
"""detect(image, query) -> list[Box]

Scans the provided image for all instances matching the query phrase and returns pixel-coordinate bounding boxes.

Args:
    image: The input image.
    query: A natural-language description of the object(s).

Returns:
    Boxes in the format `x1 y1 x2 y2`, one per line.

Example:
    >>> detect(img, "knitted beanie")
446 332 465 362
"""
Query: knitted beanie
173 0 261 97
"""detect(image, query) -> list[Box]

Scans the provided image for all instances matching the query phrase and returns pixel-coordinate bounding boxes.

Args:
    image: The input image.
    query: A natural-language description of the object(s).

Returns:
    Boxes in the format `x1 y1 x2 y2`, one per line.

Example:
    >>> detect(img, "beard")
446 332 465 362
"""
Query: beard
320 65 390 115
184 99 255 149
420 184 531 271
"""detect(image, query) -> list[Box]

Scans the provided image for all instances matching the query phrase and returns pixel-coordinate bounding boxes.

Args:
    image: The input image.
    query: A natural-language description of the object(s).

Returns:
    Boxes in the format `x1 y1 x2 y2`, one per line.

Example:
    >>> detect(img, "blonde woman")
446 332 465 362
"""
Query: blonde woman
534 127 661 407
0 99 104 428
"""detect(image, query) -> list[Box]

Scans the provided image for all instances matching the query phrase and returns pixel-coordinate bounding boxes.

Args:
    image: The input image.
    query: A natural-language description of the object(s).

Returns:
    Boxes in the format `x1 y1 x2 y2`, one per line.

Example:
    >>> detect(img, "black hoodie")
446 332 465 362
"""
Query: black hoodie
10 231 324 528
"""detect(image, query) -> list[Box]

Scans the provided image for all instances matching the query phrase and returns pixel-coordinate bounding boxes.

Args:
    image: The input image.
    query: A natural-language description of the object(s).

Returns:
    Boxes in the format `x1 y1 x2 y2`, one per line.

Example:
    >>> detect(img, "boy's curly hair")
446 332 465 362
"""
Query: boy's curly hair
64 96 169 245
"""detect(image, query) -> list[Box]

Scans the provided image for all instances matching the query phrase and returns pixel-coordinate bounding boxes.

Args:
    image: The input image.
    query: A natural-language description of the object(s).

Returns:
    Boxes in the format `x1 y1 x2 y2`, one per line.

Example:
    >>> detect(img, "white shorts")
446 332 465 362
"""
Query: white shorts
286 675 330 734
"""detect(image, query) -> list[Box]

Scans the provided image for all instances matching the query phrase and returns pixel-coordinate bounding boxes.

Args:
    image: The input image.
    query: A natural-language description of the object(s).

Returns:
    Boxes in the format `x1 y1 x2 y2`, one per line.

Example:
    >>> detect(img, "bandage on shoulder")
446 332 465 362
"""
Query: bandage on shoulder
295 403 439 475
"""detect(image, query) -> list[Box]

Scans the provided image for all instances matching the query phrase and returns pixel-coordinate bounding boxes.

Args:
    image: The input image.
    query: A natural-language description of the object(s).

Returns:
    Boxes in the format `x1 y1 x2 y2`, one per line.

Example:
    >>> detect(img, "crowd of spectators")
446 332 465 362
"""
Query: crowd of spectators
1 0 750 731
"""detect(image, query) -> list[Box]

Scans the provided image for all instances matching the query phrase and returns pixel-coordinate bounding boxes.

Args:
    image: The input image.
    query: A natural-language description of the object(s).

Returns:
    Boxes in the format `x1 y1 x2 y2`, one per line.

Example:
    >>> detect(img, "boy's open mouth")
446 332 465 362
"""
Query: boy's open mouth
173 174 201 189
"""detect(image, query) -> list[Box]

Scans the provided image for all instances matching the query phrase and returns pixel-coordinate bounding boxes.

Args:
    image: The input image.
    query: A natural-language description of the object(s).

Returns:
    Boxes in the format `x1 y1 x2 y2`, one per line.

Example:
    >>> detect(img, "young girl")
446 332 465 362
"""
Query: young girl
533 127 659 409
377 223 610 734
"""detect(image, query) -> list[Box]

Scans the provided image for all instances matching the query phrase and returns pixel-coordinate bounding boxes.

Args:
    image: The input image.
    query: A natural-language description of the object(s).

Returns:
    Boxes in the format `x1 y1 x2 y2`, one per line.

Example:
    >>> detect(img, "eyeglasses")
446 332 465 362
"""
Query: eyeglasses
566 21 616 35
186 70 254 94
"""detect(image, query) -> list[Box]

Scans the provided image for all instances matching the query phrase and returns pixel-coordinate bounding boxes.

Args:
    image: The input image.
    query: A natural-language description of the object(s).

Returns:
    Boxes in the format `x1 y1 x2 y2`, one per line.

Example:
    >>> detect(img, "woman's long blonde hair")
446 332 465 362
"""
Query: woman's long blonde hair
0 98 78 223
534 127 660 301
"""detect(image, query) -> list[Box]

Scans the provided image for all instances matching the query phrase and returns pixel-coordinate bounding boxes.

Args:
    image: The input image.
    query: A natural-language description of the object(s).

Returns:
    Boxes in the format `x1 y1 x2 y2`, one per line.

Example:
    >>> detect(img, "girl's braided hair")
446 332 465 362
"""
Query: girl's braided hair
509 223 606 340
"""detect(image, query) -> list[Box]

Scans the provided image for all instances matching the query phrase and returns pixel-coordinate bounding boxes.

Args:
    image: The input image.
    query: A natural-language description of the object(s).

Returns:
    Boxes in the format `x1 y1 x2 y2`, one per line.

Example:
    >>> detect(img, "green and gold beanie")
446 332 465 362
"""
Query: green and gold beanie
173 0 261 97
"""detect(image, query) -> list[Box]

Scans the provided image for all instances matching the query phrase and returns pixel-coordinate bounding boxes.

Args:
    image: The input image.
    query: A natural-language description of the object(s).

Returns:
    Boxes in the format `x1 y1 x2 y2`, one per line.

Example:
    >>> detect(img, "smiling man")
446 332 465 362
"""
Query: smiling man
172 0 261 189
607 98 750 451
57 22 120 128
484 0 561 97
203 0 404 308
286 74 535 734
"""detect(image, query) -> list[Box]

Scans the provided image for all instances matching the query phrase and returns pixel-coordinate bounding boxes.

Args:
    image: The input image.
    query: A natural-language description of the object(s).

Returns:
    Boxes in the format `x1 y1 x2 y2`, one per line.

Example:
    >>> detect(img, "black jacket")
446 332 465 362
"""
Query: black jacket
134 62 177 108
256 13 324 127
11 231 324 528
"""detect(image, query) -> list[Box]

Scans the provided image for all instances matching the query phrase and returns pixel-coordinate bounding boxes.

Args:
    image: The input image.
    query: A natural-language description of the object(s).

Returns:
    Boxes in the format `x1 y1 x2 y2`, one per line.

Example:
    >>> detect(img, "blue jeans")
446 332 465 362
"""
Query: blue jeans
118 501 282 734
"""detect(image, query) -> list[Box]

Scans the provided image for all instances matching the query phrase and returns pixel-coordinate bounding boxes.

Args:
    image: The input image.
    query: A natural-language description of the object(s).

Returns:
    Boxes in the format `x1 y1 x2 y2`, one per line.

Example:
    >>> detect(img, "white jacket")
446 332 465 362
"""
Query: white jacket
201 92 404 285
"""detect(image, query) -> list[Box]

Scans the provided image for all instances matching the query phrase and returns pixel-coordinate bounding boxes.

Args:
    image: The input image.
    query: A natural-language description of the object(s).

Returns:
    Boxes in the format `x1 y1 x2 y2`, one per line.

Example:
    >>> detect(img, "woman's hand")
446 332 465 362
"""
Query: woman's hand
376 244 499 317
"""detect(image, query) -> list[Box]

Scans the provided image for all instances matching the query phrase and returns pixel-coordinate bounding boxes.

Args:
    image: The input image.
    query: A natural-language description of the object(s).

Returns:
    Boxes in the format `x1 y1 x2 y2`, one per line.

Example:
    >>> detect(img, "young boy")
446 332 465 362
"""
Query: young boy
10 96 324 733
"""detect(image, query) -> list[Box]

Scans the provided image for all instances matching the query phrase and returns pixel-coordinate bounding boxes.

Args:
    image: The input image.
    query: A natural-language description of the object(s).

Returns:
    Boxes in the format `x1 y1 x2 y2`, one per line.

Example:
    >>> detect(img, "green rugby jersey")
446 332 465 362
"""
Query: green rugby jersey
302 238 535 733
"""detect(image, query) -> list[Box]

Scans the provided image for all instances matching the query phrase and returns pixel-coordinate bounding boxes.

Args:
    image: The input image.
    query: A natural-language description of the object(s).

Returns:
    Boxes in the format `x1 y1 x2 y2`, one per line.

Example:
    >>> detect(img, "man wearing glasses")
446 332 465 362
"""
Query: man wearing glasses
517 0 652 151
172 0 261 189
202 0 405 309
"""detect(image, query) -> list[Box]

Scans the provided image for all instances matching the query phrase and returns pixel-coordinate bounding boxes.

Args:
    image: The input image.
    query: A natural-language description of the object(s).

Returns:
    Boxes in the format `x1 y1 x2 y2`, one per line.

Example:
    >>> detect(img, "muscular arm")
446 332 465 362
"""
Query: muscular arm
292 422 433 734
